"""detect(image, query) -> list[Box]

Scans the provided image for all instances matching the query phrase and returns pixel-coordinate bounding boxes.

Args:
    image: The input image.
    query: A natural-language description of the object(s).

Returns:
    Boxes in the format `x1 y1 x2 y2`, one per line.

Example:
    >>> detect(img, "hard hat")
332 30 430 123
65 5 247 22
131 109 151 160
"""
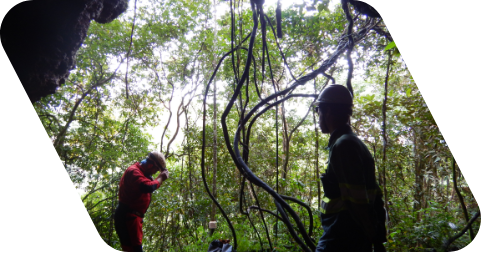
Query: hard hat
148 151 166 171
313 84 353 106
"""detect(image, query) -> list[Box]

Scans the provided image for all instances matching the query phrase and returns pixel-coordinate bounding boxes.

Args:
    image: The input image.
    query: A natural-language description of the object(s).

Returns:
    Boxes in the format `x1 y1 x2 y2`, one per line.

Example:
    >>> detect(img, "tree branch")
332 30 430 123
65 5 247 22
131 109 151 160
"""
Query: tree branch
443 211 480 251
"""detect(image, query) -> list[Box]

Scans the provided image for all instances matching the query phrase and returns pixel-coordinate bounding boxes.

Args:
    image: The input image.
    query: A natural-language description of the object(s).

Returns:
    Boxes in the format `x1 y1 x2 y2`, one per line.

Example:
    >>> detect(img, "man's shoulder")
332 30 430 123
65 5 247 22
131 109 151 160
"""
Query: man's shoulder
125 163 142 174
333 133 374 160
125 162 137 169
334 132 362 147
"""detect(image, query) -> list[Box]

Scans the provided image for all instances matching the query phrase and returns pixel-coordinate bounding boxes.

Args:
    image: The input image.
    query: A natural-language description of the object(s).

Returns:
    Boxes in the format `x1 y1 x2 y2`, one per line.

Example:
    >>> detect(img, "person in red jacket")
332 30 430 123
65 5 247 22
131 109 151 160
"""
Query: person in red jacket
114 151 169 252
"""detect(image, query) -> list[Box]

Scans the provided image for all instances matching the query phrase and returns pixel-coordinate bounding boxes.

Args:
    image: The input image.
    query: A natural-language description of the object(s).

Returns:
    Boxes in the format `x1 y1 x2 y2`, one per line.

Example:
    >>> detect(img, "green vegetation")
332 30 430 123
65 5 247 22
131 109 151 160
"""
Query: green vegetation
34 0 478 251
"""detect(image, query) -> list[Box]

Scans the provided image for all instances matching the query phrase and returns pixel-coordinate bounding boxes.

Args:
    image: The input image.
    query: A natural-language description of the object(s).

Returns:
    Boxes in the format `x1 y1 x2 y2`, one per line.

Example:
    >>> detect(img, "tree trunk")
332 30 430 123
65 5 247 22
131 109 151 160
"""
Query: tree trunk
413 130 425 221
381 51 391 222
185 109 193 202
313 110 321 210
280 103 289 182
446 175 450 203
414 158 424 221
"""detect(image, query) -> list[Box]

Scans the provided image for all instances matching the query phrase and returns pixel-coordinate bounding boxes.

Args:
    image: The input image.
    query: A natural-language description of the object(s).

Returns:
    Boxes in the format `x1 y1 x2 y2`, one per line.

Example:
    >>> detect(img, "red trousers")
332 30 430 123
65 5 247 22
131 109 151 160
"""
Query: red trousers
114 209 143 252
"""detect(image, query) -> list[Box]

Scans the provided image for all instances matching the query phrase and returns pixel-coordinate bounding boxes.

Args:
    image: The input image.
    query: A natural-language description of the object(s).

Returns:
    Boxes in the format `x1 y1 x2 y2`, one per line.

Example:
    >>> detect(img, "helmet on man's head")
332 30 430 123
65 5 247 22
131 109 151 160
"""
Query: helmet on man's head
147 151 166 171
313 84 353 107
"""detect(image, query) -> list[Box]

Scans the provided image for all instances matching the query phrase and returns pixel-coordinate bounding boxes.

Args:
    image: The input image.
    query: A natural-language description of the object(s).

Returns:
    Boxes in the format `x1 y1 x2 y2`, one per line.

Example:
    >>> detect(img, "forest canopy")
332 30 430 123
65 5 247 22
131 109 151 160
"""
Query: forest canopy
31 0 479 251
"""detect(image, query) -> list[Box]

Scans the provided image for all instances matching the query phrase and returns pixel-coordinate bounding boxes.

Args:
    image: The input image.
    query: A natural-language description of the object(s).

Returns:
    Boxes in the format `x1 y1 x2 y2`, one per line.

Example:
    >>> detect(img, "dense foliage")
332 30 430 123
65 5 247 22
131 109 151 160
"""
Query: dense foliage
34 0 478 251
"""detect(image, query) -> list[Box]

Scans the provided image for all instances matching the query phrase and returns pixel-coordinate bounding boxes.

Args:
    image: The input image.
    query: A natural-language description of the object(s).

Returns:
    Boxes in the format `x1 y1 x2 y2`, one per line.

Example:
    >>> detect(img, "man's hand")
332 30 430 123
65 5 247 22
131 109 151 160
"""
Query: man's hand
160 170 169 181
155 170 169 185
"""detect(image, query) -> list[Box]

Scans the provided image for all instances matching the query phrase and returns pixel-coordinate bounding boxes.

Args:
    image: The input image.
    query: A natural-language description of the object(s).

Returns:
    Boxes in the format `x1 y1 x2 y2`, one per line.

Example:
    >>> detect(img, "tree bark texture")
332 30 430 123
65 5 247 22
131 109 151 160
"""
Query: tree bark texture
381 51 392 223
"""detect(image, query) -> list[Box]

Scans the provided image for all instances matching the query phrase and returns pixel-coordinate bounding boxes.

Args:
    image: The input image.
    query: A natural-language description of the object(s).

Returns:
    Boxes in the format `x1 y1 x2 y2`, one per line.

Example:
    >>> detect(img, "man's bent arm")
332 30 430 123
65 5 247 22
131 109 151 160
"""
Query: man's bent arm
140 170 169 193
139 180 160 193
131 169 161 193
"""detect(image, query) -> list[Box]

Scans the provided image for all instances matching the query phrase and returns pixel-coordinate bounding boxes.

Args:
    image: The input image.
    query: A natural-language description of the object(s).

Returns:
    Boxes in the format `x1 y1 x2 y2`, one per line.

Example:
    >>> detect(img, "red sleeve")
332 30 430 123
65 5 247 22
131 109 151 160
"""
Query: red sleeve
131 168 160 193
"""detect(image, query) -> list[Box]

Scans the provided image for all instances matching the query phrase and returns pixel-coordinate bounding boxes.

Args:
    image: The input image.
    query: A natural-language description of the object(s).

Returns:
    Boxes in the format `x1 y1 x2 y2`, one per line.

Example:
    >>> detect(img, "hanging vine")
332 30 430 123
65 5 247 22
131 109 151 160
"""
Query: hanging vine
201 0 384 250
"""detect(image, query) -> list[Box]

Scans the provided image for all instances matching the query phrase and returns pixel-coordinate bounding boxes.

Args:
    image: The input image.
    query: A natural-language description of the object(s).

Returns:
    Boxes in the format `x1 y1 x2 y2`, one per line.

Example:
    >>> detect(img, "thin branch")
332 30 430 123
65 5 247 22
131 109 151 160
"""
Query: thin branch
86 195 116 212
82 184 112 202
248 206 284 221
443 211 480 251
124 0 138 99
452 158 475 241
37 113 61 129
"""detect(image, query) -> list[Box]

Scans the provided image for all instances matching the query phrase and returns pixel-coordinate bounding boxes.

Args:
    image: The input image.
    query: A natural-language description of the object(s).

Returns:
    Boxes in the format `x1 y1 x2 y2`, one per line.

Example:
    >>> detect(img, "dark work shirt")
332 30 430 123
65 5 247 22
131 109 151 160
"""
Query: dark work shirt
317 124 387 251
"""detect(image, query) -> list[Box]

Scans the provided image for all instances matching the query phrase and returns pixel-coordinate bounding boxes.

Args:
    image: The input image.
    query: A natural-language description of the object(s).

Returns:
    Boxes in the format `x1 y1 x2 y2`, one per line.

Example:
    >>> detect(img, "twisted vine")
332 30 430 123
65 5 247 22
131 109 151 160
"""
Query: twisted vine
201 0 383 250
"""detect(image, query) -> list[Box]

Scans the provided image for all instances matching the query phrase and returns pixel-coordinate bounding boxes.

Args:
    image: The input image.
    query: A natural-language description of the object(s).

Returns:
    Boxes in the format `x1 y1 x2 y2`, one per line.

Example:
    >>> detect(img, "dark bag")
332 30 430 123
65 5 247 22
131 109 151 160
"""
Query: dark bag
207 239 233 252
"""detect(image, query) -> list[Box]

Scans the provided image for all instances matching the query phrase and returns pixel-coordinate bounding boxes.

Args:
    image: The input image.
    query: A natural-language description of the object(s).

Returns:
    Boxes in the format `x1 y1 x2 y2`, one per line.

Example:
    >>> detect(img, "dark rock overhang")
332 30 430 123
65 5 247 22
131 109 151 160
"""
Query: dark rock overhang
1 0 129 103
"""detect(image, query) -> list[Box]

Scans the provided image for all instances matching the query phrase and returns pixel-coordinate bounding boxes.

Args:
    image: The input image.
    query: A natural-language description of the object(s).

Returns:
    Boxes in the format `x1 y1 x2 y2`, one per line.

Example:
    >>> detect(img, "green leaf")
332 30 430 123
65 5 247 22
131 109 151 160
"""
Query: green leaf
384 41 397 52
317 2 328 12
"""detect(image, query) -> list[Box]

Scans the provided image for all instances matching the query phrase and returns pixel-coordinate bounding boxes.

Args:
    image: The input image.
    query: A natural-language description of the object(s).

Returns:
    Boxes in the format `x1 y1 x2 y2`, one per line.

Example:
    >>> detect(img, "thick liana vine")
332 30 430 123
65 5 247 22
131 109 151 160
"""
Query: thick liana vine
201 0 383 251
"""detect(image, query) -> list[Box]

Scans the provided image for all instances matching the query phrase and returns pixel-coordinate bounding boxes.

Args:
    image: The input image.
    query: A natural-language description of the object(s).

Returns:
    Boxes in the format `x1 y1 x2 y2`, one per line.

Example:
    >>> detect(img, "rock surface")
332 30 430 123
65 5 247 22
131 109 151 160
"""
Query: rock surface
1 0 129 103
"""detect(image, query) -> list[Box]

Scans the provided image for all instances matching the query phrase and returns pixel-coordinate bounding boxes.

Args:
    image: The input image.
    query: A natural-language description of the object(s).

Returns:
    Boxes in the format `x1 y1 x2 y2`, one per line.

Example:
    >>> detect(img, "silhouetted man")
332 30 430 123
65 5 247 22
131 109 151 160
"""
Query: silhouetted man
313 85 387 252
